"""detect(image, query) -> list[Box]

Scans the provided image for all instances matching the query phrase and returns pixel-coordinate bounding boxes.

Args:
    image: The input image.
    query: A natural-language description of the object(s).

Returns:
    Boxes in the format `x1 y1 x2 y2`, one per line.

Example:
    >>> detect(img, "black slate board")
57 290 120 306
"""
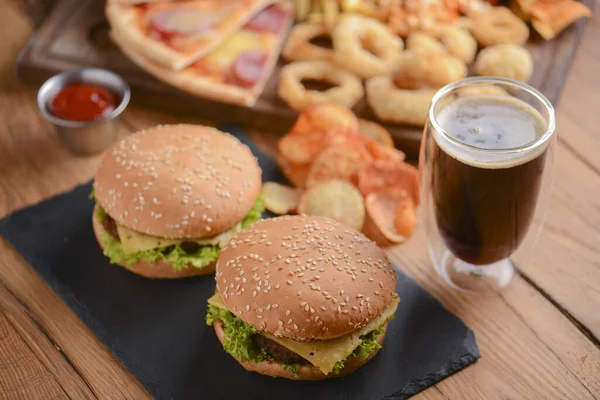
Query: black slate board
0 125 479 400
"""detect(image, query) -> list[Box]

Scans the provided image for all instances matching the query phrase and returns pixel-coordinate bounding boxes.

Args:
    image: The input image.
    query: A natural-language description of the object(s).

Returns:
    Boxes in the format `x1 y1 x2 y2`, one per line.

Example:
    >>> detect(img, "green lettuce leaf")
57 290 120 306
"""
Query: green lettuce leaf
96 206 107 223
241 193 264 228
330 324 387 374
282 363 301 376
101 233 220 271
96 195 264 271
89 189 107 222
207 304 388 375
206 305 271 363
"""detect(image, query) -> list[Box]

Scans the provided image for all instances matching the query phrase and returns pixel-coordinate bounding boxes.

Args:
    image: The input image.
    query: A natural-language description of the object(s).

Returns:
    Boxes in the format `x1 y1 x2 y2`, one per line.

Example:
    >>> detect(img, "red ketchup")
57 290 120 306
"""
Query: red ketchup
49 83 117 122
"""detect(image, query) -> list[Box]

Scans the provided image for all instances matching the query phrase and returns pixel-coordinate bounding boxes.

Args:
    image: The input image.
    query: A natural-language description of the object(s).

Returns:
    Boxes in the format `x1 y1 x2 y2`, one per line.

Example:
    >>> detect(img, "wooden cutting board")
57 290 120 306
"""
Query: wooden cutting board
16 0 591 158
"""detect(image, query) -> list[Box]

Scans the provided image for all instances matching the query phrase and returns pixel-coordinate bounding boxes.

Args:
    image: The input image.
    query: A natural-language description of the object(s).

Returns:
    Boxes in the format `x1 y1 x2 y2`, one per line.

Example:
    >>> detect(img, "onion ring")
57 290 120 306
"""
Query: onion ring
470 6 529 47
393 50 467 90
427 26 478 64
474 44 534 82
406 32 446 56
332 15 404 79
366 76 436 126
278 60 364 110
282 22 335 62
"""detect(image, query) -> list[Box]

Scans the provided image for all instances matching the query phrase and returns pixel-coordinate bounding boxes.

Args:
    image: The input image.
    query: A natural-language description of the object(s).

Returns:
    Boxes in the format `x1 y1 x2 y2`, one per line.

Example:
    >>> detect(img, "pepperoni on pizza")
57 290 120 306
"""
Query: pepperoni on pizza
107 0 276 70
111 2 293 107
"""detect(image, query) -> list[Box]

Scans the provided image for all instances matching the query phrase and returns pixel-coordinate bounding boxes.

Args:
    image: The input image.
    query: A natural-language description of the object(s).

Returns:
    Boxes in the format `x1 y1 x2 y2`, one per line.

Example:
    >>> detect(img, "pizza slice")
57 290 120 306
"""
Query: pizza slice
106 0 276 70
112 2 293 107
109 0 182 5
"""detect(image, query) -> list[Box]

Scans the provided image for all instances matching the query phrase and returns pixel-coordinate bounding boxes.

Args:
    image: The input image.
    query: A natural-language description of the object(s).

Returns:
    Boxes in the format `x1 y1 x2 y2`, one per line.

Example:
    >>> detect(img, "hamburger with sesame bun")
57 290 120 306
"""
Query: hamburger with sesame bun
91 124 264 279
206 215 400 379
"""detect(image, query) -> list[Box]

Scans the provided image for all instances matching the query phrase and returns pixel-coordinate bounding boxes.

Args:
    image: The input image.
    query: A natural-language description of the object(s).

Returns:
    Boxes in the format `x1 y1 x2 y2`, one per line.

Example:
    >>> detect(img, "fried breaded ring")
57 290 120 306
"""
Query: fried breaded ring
282 22 334 62
470 6 529 47
474 44 534 82
366 76 436 126
393 50 467 90
332 15 404 79
406 32 447 56
427 26 478 64
278 60 364 110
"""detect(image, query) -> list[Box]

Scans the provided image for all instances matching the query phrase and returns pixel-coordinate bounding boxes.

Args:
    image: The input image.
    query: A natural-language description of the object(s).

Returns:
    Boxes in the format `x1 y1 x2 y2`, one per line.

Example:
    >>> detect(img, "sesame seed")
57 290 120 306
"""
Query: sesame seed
321 306 327 311
286 280 293 285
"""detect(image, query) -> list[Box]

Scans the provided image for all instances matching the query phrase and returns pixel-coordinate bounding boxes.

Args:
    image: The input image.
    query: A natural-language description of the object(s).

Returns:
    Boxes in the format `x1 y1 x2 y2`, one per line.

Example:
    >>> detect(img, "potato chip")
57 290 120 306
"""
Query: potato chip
298 179 365 231
278 129 323 165
357 160 420 205
324 127 369 150
278 103 360 165
364 187 411 245
305 141 373 188
292 102 359 134
358 119 395 148
277 155 311 188
395 196 417 237
262 182 302 215
365 140 406 163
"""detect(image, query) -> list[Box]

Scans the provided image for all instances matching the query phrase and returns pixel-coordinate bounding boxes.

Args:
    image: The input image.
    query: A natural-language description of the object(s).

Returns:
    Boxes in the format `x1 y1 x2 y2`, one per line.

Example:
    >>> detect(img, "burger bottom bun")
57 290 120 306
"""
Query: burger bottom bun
92 209 216 279
213 321 387 380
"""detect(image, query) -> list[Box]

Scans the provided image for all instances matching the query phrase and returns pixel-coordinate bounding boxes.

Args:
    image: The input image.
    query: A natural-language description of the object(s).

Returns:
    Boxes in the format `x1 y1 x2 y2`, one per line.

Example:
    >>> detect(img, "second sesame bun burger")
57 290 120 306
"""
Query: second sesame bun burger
91 124 264 279
206 215 400 380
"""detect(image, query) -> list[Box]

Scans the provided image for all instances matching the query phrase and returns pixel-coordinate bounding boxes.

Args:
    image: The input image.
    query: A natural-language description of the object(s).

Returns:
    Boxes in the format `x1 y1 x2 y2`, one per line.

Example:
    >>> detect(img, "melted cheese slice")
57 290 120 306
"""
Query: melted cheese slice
163 11 216 32
116 222 242 254
208 292 400 374
204 30 263 67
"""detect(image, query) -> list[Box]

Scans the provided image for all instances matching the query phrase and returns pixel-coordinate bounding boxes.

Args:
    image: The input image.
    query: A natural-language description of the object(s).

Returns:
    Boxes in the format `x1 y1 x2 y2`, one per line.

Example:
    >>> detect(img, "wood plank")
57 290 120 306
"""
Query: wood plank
413 387 449 400
0 313 68 400
1 284 96 399
554 1 600 172
517 142 600 338
388 230 600 399
0 243 150 400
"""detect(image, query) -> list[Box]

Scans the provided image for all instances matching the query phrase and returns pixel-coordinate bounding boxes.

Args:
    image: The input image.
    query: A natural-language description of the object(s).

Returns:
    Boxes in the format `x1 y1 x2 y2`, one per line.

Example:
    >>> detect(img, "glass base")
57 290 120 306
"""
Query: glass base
434 250 514 293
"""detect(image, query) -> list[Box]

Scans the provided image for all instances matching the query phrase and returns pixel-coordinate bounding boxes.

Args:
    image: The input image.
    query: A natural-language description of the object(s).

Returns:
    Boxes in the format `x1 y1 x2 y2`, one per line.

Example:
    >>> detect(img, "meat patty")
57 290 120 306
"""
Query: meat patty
253 334 308 365
102 214 120 239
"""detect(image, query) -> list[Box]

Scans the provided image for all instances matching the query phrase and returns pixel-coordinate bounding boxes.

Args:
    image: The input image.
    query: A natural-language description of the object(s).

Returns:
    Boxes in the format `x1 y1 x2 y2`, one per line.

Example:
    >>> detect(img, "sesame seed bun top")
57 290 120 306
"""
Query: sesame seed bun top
94 124 262 239
216 215 397 341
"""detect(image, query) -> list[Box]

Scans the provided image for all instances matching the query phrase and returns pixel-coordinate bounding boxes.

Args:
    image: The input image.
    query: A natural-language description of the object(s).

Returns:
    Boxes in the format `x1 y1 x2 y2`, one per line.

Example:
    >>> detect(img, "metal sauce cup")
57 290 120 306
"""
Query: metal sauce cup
37 68 131 155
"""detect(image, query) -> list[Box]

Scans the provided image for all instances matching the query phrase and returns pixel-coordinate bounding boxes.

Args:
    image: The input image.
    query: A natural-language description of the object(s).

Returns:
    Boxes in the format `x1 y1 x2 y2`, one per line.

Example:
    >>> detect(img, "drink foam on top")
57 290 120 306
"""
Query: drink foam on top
434 94 550 169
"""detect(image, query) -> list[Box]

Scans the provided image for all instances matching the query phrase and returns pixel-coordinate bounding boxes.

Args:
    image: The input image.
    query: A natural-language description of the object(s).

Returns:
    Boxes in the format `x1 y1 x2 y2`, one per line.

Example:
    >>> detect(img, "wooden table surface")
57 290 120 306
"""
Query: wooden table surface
1 2 599 399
